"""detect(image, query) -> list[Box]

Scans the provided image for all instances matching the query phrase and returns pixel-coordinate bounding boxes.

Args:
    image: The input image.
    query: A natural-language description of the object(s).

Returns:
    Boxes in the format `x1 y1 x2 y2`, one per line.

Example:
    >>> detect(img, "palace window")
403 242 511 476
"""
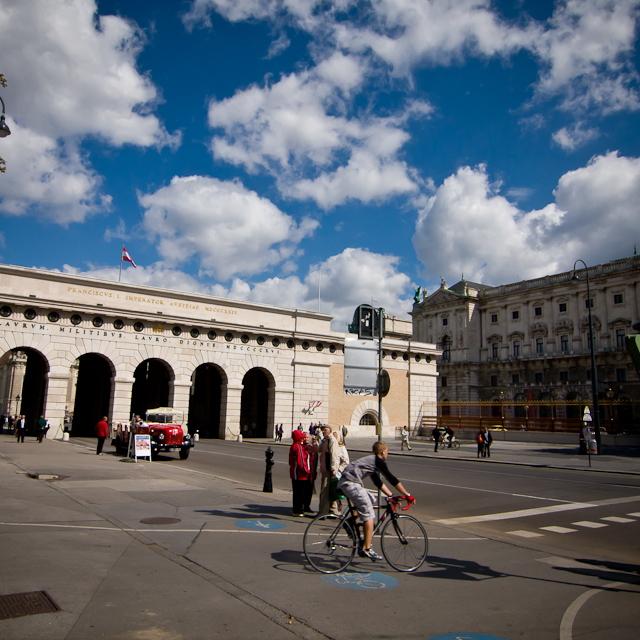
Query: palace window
536 337 544 354
512 310 520 320
512 373 520 385
491 313 498 323
491 342 499 359
560 335 569 352
614 293 624 305
559 302 567 313
490 375 498 387
560 371 569 384
442 337 451 362
534 306 542 317
617 368 627 382
512 341 520 358
616 329 626 348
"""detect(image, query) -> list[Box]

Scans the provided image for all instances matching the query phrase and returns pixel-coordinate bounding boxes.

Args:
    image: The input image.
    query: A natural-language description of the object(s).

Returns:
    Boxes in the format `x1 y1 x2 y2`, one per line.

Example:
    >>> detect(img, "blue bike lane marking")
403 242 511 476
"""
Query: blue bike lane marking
427 634 511 640
234 519 287 531
321 571 398 590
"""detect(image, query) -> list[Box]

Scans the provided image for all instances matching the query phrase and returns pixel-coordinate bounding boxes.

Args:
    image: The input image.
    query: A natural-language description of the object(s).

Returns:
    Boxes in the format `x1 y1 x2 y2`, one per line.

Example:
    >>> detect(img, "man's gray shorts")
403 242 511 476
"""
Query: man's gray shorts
338 480 375 522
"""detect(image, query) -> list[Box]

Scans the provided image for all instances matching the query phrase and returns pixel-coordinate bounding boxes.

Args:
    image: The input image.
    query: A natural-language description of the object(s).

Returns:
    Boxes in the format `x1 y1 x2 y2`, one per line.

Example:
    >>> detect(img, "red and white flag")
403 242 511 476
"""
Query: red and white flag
122 245 137 268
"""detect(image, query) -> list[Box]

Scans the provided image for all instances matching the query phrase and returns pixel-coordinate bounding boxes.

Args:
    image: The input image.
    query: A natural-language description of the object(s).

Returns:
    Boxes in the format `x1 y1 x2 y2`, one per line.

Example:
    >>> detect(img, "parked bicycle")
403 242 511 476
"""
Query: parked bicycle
303 495 428 574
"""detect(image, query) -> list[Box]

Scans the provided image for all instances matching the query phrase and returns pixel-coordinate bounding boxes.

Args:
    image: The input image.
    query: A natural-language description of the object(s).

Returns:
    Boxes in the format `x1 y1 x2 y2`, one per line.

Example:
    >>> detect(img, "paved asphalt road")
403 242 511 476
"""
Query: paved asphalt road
1 434 639 640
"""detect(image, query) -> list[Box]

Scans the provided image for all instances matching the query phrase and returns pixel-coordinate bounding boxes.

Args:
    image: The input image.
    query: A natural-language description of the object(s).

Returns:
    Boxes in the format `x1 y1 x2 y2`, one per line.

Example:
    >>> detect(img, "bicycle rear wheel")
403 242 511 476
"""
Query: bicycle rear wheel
380 514 428 572
303 514 356 573
451 441 460 450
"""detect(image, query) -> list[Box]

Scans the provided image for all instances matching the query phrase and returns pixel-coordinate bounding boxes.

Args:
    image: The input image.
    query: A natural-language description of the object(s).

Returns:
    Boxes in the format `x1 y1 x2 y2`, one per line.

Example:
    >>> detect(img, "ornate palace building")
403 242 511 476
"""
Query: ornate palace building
0 264 438 440
411 255 640 431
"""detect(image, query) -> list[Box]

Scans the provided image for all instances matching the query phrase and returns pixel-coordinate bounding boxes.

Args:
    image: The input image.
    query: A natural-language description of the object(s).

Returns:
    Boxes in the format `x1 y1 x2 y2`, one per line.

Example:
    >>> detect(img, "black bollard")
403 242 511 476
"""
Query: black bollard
263 446 274 492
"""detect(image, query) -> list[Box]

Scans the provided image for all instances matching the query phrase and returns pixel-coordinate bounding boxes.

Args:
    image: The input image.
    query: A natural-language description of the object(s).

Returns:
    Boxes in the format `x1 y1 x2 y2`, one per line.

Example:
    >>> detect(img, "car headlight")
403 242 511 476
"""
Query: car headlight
159 433 165 440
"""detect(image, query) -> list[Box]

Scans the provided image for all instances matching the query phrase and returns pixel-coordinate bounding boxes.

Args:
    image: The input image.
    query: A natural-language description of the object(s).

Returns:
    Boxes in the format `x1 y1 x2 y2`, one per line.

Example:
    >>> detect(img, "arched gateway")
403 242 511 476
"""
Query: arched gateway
0 265 438 441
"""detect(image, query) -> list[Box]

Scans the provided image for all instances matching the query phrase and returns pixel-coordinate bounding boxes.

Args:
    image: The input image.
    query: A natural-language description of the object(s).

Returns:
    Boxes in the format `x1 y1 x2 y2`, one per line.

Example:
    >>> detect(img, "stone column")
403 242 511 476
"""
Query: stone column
169 379 193 430
111 376 136 425
43 371 70 440
224 384 243 440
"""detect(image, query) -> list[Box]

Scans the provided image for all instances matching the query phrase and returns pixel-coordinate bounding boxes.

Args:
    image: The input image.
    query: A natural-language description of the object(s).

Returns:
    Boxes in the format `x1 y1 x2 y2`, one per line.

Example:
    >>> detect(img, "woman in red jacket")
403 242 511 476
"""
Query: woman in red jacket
289 429 312 517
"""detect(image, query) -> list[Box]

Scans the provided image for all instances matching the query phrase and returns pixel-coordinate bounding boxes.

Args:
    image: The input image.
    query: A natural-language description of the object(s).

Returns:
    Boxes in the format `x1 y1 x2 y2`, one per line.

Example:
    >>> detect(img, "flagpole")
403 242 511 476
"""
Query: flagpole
119 245 123 282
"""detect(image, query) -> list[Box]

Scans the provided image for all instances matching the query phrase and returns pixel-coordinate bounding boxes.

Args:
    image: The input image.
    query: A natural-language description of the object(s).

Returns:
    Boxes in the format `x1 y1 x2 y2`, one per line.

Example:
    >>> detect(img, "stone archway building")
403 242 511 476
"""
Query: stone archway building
0 265 438 440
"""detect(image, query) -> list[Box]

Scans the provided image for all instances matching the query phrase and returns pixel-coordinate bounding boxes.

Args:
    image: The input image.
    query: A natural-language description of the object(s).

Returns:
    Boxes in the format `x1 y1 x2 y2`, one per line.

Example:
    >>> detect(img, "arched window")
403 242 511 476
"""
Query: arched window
359 413 377 426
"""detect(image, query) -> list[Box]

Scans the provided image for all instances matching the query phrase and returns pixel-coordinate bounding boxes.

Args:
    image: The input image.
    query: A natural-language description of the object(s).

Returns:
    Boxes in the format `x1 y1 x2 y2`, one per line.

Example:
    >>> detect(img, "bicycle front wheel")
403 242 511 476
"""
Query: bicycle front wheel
380 514 428 572
303 514 356 573
451 441 460 450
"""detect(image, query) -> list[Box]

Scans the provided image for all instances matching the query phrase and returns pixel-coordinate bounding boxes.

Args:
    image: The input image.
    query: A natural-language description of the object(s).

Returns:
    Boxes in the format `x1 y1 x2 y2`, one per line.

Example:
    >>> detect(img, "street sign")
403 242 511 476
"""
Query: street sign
344 338 378 392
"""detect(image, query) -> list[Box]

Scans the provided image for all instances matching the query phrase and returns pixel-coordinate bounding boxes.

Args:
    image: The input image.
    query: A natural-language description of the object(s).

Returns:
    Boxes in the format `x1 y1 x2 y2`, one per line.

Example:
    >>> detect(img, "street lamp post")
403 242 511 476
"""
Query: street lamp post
572 260 601 454
0 95 11 138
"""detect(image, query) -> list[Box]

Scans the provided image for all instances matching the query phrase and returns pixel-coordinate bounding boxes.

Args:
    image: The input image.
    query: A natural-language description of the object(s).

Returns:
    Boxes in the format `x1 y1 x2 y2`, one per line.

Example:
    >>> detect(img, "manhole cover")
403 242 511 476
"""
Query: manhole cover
139 517 181 525
0 591 60 620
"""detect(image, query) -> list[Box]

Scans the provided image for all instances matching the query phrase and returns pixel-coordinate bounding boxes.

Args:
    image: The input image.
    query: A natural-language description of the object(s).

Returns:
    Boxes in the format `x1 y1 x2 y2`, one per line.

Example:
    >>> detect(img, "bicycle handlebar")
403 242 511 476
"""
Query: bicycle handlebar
387 495 415 510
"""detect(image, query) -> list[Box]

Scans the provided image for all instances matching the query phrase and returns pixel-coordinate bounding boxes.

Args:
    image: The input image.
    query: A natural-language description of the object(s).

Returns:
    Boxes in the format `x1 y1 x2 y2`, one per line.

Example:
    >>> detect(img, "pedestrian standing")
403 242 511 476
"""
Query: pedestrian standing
317 426 340 516
289 429 312 517
341 424 348 446
401 425 412 451
95 416 109 455
482 426 493 458
432 425 441 452
304 433 318 515
476 428 485 458
0 413 5 434
37 415 47 442
16 415 26 443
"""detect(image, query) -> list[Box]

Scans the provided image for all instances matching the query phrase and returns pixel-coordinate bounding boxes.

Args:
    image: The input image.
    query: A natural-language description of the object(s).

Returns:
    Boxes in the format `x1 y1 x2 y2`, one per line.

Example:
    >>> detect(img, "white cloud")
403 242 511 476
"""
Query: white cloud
413 153 640 287
207 65 428 207
552 122 600 151
552 152 640 260
412 164 566 285
0 122 108 223
530 0 640 114
0 0 178 223
139 175 319 280
289 148 417 209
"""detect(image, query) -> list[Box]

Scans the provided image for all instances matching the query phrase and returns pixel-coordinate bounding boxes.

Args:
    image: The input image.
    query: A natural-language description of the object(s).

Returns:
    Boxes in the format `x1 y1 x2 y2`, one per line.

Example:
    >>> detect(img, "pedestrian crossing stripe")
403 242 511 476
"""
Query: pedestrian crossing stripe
540 526 577 534
600 516 635 523
572 521 607 528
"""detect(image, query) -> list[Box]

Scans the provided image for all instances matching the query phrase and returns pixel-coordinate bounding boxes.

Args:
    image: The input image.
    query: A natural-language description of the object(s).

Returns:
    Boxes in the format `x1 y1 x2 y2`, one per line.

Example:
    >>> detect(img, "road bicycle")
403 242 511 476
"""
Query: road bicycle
432 434 460 450
303 495 428 574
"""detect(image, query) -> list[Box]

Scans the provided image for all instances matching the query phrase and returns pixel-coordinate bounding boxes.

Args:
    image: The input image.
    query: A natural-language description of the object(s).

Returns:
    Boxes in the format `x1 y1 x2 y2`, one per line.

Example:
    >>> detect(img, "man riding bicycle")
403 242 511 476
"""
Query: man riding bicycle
337 441 414 560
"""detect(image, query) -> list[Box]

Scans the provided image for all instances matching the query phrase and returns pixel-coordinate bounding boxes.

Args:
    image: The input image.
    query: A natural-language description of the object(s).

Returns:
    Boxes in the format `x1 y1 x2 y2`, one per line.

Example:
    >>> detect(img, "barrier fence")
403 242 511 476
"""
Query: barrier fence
420 400 639 435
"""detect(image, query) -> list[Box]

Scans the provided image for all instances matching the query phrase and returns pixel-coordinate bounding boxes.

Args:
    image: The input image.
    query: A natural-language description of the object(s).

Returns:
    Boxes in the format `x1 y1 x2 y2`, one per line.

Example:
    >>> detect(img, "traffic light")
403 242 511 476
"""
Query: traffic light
347 304 384 340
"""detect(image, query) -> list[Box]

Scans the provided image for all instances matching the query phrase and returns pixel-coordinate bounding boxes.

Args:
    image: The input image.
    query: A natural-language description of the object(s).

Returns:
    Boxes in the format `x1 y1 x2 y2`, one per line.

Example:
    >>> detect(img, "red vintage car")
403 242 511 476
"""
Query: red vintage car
113 408 194 460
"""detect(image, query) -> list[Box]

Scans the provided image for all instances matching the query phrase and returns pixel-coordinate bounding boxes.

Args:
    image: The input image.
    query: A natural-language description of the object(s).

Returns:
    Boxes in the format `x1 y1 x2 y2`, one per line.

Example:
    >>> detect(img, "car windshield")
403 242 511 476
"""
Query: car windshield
146 410 183 424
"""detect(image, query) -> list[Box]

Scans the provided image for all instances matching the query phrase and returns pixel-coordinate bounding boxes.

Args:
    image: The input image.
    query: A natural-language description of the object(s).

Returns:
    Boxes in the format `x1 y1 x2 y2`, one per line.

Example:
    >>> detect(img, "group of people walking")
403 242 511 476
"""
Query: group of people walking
288 425 349 518
1 414 49 443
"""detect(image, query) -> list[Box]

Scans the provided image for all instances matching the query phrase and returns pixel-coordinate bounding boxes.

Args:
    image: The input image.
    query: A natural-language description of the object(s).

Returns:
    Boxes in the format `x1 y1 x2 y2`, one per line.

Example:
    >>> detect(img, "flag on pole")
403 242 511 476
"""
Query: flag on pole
122 246 137 268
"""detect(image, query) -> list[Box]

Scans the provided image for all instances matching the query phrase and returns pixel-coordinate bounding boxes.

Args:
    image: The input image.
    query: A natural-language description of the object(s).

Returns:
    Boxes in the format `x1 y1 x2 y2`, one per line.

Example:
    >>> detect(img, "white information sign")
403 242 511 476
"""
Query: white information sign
343 337 378 393
134 434 152 461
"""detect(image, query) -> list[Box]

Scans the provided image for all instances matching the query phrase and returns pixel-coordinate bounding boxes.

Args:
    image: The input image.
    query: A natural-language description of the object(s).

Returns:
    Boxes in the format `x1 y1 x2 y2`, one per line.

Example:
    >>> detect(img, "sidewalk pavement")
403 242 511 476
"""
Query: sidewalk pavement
1 432 639 640
252 435 640 475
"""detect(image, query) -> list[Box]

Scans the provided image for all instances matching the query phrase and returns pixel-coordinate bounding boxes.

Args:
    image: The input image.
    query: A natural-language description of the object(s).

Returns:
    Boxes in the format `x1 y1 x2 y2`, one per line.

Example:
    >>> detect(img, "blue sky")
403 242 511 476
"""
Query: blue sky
1 0 640 329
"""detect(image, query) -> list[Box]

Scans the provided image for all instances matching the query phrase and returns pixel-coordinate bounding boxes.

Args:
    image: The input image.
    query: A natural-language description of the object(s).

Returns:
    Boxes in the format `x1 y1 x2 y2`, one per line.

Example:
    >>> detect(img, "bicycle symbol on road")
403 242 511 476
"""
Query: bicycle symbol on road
234 519 286 531
321 571 399 590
